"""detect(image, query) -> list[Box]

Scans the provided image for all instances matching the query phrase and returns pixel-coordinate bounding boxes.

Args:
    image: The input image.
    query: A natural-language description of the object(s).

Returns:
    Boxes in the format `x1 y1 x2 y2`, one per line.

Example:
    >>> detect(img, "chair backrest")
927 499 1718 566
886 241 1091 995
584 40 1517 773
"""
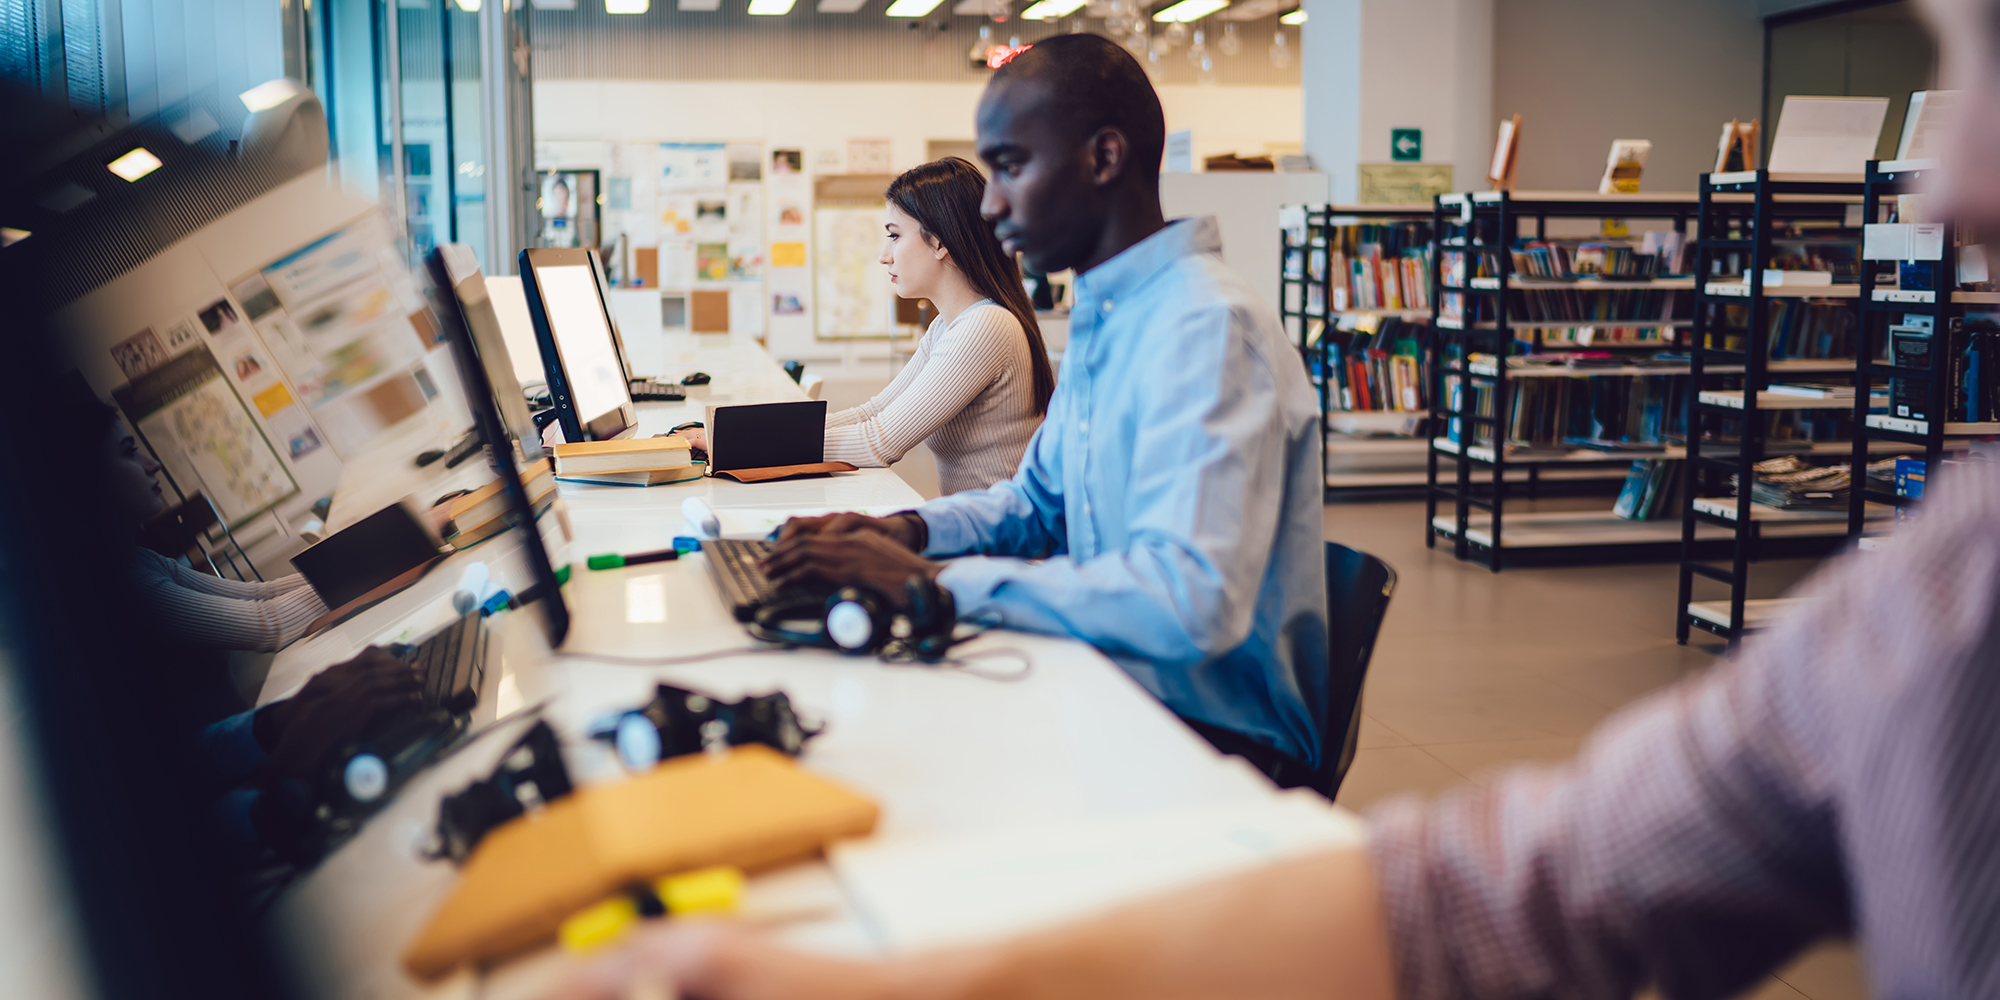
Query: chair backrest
138 493 222 571
1311 541 1396 800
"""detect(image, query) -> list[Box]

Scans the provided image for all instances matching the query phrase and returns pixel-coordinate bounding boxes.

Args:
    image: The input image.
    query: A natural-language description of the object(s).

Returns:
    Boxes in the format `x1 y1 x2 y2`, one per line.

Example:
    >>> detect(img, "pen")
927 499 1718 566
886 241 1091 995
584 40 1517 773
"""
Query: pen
586 547 681 571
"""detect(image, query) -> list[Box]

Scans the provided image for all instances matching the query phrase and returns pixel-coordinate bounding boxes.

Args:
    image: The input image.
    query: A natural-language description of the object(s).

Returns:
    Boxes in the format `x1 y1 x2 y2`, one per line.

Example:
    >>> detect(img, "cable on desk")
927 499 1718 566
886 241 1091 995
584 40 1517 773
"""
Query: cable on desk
933 646 1034 682
553 646 796 668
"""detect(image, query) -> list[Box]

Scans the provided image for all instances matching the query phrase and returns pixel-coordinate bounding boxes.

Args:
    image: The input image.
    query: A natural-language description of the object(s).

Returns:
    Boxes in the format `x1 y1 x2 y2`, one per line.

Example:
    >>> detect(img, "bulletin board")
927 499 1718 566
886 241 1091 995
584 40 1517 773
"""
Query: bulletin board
812 174 897 340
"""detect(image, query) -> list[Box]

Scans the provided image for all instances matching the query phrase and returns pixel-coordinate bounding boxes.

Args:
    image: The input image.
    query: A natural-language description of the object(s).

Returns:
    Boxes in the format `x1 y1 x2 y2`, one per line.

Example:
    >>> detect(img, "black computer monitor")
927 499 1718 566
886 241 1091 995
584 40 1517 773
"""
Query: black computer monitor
518 247 637 444
427 247 571 649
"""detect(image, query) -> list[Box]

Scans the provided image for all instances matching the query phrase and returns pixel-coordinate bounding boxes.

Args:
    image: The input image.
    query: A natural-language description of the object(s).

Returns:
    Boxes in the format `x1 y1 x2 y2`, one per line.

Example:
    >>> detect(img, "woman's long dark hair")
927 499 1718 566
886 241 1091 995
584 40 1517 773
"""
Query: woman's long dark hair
888 157 1056 415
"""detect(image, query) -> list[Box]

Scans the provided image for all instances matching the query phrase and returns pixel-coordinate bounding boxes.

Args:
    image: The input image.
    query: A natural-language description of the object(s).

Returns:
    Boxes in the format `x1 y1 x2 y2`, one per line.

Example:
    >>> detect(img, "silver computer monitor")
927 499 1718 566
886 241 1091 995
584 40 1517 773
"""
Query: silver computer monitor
518 247 637 443
434 245 542 457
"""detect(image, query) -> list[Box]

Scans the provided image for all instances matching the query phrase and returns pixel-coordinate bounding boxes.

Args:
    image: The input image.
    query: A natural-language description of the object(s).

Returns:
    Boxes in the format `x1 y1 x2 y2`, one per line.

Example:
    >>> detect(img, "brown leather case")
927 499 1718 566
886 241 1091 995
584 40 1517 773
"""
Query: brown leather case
708 461 858 483
401 745 879 980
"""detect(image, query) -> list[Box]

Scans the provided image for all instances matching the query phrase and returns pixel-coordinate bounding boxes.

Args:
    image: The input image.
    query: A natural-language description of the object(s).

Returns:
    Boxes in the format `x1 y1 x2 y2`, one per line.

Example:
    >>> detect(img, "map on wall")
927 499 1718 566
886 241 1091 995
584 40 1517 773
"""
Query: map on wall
814 204 897 339
112 346 298 527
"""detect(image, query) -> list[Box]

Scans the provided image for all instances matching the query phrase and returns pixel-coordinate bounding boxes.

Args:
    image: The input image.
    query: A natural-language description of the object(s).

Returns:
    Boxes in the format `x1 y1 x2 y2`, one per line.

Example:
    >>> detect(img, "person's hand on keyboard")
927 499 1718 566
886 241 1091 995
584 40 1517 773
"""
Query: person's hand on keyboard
253 647 423 787
773 511 925 551
762 527 940 607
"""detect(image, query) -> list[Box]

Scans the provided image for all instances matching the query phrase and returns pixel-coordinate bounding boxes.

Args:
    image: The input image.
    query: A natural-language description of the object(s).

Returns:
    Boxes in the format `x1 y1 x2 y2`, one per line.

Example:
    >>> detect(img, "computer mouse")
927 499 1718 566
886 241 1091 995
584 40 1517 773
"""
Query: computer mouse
681 372 711 386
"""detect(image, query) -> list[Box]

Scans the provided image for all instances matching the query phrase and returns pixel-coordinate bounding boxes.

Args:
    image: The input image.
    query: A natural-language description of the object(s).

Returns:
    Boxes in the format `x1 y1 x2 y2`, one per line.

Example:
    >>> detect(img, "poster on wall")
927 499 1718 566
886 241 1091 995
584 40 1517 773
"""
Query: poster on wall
660 142 727 191
847 139 893 175
816 204 898 339
111 346 299 527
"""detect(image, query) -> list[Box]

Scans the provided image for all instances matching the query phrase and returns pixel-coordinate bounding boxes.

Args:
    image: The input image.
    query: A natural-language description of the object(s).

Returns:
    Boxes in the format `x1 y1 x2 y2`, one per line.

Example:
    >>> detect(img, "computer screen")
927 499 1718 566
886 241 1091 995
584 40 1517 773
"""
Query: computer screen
433 245 542 458
519 248 635 443
427 248 572 649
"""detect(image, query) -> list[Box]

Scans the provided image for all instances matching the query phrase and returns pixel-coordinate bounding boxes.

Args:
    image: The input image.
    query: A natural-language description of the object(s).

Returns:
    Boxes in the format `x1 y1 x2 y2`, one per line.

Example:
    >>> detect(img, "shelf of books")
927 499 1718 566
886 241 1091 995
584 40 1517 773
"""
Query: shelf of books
1841 159 2000 556
1427 190 1712 568
1674 169 1913 644
1281 205 1438 493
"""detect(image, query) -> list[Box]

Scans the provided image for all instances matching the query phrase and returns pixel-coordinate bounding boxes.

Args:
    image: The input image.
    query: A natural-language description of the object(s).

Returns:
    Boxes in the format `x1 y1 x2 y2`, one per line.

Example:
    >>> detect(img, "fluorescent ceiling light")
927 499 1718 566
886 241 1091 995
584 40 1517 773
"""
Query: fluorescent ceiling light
816 0 866 10
1021 0 1086 18
1278 6 1303 23
531 0 577 8
455 0 480 10
239 78 303 113
1153 0 1227 20
1 228 29 246
606 0 649 12
884 0 945 16
748 0 795 12
678 0 719 8
108 147 164 182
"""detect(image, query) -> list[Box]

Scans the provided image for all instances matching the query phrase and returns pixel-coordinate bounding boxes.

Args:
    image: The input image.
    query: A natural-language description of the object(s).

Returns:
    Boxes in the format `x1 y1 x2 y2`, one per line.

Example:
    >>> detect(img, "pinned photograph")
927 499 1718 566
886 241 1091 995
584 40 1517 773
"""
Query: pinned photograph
772 149 803 175
233 353 265 382
287 426 323 459
162 318 202 354
772 293 806 315
696 199 727 223
777 203 805 227
199 298 240 334
111 328 169 378
728 143 763 182
229 273 283 321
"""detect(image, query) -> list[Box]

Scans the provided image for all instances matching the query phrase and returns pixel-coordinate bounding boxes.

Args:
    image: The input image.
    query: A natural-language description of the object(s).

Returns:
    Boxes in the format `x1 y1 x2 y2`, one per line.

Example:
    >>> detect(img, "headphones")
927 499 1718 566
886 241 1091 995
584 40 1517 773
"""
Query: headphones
748 574 959 662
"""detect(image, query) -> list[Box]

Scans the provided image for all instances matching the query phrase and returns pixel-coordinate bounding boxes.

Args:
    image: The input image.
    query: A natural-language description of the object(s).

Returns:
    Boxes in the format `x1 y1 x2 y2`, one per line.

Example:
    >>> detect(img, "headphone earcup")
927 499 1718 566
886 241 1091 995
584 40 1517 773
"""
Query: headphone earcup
750 596 837 647
823 586 893 653
903 576 957 662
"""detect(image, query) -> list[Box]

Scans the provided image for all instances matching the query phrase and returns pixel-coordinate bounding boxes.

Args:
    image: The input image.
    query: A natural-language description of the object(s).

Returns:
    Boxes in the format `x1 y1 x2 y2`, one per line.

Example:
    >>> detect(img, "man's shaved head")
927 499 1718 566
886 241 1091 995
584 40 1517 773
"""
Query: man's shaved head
990 34 1167 181
974 33 1169 275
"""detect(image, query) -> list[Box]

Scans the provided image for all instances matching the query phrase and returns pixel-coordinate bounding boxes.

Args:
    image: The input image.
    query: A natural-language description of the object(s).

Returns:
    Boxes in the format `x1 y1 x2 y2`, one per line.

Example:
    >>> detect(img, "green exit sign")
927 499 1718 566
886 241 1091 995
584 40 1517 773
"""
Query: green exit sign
1391 128 1422 162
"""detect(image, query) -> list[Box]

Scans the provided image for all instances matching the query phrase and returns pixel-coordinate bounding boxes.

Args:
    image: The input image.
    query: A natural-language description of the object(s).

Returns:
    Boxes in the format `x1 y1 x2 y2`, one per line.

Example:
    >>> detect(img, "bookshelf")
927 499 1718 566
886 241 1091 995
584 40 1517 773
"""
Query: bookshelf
1674 170 1903 644
1426 190 1704 569
1279 205 1437 494
1846 159 1980 542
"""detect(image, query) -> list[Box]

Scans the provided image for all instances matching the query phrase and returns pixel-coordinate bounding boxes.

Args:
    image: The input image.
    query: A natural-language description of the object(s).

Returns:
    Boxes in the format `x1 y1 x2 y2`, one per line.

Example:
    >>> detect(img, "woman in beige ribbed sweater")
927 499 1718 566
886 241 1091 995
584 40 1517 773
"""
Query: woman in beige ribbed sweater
683 159 1053 493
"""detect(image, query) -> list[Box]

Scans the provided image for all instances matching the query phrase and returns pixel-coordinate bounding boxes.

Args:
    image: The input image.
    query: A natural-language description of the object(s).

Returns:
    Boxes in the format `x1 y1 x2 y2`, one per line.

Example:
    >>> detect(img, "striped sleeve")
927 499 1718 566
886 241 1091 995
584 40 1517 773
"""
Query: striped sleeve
133 550 329 652
823 304 1015 468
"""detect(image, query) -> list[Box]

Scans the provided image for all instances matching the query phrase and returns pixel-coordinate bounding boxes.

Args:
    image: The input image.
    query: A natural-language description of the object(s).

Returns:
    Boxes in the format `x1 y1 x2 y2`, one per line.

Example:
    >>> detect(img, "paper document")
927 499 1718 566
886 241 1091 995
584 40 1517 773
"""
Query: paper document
1767 96 1890 173
830 791 1367 953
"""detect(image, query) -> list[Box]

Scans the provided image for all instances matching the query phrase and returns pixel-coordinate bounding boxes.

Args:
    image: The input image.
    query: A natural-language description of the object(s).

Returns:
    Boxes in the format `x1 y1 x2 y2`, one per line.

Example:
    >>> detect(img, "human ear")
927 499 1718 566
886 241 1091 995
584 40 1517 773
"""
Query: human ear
1089 127 1130 186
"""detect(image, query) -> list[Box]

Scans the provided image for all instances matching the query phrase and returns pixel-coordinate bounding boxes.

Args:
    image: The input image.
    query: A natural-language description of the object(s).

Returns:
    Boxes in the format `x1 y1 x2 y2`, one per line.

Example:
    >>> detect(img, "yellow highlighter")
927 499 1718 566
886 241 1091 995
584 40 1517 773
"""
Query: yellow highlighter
557 866 746 955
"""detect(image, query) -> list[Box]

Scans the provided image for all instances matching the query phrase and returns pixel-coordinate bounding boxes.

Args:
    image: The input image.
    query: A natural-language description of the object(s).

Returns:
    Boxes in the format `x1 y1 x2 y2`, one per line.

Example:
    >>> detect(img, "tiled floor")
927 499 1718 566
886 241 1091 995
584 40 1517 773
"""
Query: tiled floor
828 369 1873 999
1322 497 1870 1000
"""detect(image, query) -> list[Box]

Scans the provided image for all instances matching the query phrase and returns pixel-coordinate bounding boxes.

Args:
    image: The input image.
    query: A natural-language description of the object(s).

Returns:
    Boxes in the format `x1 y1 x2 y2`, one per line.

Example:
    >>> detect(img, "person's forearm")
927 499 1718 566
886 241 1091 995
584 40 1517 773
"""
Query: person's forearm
917 848 1395 1000
686 848 1396 1000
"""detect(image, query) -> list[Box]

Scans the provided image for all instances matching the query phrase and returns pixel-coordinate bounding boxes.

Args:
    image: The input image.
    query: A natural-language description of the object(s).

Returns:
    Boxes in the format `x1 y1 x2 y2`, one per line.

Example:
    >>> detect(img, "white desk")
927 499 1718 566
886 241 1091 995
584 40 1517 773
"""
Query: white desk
259 335 1301 1000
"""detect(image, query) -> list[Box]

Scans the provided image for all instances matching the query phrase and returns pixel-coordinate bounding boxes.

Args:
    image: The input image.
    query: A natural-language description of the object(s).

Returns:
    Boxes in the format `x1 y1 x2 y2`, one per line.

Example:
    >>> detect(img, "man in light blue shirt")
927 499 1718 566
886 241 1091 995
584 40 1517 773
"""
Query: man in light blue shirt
765 34 1327 773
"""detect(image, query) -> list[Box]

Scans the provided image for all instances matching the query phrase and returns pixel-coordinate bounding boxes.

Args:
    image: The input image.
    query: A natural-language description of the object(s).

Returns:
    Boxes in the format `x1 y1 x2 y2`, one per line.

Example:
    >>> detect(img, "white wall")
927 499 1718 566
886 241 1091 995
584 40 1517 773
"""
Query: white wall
1493 0 1763 192
1302 0 1493 202
1161 172 1331 313
534 79 1303 176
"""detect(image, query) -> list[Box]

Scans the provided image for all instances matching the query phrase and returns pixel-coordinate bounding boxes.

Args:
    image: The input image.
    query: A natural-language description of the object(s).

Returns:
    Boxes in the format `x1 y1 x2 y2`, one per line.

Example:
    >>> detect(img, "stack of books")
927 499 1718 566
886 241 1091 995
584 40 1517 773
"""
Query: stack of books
552 437 702 487
445 459 557 548
1731 455 1852 510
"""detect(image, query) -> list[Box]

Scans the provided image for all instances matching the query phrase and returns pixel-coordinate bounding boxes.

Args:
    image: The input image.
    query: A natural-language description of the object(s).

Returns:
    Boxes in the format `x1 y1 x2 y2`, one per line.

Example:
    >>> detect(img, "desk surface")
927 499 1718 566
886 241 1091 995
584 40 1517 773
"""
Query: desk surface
262 335 1306 1000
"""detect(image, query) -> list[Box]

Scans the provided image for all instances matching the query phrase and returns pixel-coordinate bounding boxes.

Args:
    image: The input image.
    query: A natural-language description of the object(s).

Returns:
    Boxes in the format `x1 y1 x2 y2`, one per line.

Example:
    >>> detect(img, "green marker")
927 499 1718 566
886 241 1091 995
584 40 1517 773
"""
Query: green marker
586 547 681 571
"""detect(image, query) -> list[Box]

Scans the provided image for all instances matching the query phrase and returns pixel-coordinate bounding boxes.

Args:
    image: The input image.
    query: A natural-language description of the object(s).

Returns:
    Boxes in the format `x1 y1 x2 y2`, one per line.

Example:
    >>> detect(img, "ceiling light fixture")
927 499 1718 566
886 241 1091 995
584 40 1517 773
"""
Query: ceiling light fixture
1152 0 1226 22
1020 0 1085 18
239 78 303 112
108 148 164 182
884 0 946 17
454 0 480 10
748 0 795 12
1278 7 1303 23
1 228 29 246
605 0 649 13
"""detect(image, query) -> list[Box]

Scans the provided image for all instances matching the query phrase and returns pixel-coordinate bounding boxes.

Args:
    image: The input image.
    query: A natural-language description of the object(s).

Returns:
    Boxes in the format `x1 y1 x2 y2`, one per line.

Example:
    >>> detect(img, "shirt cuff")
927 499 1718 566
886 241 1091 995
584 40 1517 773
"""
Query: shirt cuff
915 502 982 558
934 557 1013 617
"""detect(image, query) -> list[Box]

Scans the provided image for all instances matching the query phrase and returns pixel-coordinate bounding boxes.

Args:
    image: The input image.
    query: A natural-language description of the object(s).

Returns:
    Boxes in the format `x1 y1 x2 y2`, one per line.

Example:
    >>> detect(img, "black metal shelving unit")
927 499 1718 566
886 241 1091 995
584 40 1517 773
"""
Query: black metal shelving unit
1848 158 1988 537
1280 204 1438 496
1675 169 1876 644
1425 189 1699 570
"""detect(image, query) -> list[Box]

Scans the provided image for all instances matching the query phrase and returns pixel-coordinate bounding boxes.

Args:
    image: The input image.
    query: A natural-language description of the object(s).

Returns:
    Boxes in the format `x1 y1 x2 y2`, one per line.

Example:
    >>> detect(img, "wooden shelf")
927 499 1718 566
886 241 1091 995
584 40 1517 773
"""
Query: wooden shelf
1326 411 1424 434
1472 358 1854 379
1326 437 1426 456
1431 510 1849 549
1699 389 1881 410
1463 276 1695 291
1865 414 2000 437
1704 281 1862 299
1685 598 1799 631
1691 497 1892 523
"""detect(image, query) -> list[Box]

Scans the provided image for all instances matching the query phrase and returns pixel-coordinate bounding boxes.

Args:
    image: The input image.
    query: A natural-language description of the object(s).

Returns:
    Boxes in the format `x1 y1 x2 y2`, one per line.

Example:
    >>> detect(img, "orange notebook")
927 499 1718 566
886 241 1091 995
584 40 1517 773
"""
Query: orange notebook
401 746 879 980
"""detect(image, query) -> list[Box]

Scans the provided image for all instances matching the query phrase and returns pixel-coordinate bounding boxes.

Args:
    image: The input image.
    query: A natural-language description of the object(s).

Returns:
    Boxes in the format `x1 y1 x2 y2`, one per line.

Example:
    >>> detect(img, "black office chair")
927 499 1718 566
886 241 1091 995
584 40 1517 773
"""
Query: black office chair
137 492 261 581
1306 541 1396 801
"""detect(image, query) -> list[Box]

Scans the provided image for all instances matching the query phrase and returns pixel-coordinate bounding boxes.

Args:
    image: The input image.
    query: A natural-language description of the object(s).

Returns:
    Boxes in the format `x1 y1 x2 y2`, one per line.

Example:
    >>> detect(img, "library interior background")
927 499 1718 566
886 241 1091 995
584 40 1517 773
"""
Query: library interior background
0 0 1973 998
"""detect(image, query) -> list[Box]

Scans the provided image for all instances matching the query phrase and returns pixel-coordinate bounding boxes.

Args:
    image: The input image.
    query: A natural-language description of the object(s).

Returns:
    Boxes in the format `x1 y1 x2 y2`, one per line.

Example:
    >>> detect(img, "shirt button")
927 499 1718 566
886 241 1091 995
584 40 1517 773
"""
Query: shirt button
1079 420 1089 433
1101 300 1115 314
1083 502 1093 516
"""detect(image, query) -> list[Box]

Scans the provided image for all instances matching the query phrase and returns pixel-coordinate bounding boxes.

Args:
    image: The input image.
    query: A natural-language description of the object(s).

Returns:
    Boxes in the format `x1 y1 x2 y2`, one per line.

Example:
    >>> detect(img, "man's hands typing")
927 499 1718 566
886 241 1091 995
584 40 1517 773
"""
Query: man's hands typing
762 512 939 608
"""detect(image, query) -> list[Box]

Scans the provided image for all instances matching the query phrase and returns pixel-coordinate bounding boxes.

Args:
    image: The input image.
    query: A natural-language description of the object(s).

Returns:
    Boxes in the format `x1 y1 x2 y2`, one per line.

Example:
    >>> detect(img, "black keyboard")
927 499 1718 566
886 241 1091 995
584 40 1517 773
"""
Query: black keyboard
629 378 686 402
401 610 487 715
702 538 831 622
